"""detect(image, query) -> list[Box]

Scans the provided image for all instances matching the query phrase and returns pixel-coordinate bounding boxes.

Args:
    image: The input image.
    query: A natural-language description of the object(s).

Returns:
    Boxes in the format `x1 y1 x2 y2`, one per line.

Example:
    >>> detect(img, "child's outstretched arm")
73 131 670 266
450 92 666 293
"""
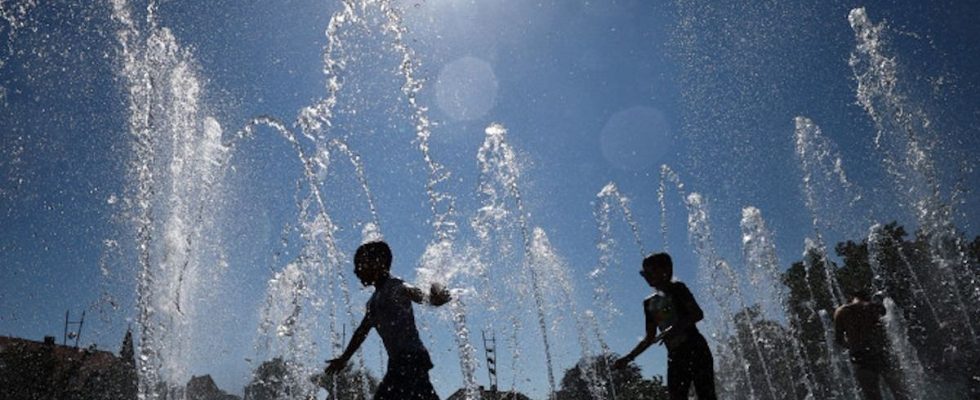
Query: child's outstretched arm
614 330 659 369
325 313 372 374
405 282 452 306
613 302 661 369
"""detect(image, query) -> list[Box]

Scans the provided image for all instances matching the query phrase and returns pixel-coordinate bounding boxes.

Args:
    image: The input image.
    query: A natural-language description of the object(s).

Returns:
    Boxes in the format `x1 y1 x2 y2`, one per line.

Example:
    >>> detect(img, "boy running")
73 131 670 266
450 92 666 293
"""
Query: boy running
321 241 451 400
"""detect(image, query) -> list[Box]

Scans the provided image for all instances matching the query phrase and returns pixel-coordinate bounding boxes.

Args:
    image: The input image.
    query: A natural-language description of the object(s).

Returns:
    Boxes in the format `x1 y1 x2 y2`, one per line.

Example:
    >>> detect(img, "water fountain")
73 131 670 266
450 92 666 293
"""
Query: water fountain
588 182 651 400
109 0 234 395
689 197 772 399
590 182 644 345
119 2 978 398
867 224 928 399
849 7 979 345
474 123 610 398
4 1 978 400
793 117 863 399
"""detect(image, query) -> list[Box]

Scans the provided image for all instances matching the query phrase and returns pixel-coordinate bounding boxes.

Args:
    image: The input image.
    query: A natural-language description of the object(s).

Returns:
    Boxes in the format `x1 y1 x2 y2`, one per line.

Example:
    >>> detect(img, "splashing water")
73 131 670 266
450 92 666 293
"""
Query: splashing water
849 7 978 344
658 164 686 251
791 117 866 399
881 298 928 398
529 227 607 399
471 123 524 392
375 3 481 394
111 0 385 393
793 117 851 305
793 116 865 236
740 207 816 400
256 260 318 398
251 1 483 396
92 2 980 400
236 119 385 399
590 182 647 333
793 116 868 398
658 166 782 399
110 0 236 396
473 123 557 396
800 238 861 400
867 224 942 332
590 184 618 334
596 183 646 256
0 0 37 102
867 225 929 398
683 192 778 400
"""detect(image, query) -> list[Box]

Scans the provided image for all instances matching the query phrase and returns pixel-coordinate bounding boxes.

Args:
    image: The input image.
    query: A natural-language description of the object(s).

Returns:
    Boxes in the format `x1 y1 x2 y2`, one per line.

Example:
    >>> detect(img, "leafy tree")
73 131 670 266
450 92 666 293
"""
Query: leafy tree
553 353 667 400
315 364 377 400
244 358 305 400
781 222 980 398
244 357 377 400
969 235 980 266
717 306 810 400
780 248 840 399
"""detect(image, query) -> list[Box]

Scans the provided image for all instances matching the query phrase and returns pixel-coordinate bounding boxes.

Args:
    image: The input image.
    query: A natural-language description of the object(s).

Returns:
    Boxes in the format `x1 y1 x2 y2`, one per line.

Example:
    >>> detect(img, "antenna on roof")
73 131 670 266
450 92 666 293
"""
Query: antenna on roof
482 329 498 395
63 310 85 348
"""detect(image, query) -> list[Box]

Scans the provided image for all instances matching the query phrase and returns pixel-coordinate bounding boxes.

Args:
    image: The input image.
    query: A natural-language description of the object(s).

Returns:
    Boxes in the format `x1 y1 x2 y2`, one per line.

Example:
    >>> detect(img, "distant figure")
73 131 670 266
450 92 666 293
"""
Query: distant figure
613 252 717 400
319 241 451 400
833 290 910 400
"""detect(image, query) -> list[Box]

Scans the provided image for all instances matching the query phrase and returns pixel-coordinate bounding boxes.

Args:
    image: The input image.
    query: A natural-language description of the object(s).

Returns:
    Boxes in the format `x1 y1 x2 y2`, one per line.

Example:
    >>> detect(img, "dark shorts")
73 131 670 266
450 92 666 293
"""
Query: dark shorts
850 350 910 400
375 352 439 400
666 333 716 400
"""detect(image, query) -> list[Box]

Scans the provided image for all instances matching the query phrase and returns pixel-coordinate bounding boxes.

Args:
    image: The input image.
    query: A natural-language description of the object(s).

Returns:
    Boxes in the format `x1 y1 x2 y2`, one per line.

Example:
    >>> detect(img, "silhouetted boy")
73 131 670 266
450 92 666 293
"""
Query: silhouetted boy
613 252 717 400
321 241 451 400
833 290 910 400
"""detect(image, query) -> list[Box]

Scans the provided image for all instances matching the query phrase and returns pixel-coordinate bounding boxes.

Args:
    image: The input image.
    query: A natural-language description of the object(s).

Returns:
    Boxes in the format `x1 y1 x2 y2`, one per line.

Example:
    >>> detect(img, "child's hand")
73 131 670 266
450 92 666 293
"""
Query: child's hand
429 283 451 306
310 372 324 387
325 358 347 374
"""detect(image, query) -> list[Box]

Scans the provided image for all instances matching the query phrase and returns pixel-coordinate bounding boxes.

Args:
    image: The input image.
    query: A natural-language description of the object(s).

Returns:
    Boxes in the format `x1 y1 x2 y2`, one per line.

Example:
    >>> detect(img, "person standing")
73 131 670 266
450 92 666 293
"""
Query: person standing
833 290 910 400
613 252 717 400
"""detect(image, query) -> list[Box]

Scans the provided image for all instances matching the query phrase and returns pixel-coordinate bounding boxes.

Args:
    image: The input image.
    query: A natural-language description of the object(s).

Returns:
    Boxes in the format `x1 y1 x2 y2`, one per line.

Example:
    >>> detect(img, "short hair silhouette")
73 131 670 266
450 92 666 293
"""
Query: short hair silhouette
355 241 392 270
850 288 872 301
643 252 673 274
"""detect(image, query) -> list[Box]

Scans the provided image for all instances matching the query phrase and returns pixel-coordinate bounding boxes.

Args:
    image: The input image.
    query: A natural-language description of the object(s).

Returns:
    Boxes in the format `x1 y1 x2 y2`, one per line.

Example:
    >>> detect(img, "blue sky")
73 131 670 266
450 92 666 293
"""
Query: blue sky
1 0 979 398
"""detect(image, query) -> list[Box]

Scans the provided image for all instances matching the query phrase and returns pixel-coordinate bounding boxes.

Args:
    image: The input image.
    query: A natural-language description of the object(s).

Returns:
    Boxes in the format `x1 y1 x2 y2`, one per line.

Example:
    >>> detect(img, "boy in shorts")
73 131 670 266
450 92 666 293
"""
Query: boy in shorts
613 252 717 400
321 241 451 400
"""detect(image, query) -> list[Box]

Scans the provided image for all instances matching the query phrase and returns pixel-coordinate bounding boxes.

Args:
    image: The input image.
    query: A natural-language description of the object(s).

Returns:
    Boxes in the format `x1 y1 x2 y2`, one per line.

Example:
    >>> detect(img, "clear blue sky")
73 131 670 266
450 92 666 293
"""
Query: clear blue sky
1 0 978 398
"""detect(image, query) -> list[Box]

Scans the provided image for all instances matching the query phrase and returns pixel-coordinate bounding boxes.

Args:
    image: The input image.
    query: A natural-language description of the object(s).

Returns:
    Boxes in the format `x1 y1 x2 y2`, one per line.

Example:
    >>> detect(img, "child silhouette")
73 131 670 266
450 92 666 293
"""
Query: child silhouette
613 252 717 400
319 241 451 400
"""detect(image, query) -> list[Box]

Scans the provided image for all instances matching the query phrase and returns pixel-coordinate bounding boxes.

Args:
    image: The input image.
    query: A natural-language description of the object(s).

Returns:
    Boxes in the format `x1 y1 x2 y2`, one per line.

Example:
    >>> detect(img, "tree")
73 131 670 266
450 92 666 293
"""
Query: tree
244 358 303 400
244 357 378 400
314 364 377 400
781 222 980 398
553 353 667 400
781 248 840 399
719 305 815 400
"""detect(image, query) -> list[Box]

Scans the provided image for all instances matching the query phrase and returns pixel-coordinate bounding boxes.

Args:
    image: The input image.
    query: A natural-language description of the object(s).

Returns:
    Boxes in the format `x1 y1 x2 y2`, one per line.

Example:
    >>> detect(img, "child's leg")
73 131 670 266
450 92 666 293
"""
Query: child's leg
853 366 883 400
667 352 695 400
691 338 717 400
409 370 439 400
880 367 910 400
374 363 439 400
374 372 396 400
691 360 717 400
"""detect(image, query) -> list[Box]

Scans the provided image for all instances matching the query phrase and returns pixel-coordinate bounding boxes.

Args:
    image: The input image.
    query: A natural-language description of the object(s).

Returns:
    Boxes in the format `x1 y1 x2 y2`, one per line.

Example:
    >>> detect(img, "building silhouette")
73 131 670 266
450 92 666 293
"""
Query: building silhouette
447 386 532 400
0 330 137 400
